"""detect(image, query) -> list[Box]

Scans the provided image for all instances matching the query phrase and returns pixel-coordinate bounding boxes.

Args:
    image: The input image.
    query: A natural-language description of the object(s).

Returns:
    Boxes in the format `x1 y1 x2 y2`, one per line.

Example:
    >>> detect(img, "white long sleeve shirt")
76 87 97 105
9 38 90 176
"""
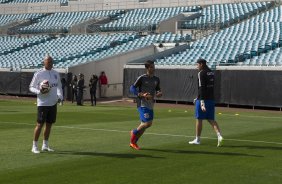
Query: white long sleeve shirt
29 68 63 106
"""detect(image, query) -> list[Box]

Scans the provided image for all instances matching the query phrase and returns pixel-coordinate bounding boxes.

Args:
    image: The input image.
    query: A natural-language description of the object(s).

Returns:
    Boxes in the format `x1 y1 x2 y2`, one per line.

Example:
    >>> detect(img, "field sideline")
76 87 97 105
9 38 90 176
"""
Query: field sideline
0 98 282 184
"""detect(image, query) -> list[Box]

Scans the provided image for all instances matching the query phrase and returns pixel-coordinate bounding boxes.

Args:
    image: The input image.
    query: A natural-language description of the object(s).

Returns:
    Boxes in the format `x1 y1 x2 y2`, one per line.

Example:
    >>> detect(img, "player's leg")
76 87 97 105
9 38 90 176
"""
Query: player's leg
189 119 202 145
32 106 46 153
74 90 77 103
32 123 44 153
130 107 153 150
43 123 52 143
136 121 152 140
189 100 203 145
94 92 97 106
90 91 93 106
42 105 56 152
206 100 224 147
208 120 224 147
78 90 82 105
102 85 106 97
71 90 74 103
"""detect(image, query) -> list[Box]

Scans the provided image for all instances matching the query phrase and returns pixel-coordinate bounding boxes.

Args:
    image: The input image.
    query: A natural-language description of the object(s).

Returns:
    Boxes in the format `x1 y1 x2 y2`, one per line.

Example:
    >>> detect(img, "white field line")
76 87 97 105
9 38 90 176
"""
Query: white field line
1 121 282 145
218 113 282 119
99 100 123 104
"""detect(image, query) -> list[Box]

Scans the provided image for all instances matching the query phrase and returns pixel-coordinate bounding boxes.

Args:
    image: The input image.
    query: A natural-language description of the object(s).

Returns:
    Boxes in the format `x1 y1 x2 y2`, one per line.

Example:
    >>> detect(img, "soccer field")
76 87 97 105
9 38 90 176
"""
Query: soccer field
0 99 282 184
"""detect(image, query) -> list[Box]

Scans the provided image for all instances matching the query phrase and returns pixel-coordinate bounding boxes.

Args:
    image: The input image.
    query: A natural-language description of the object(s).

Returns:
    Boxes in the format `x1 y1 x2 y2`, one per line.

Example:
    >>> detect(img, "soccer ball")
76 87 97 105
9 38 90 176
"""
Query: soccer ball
40 80 50 94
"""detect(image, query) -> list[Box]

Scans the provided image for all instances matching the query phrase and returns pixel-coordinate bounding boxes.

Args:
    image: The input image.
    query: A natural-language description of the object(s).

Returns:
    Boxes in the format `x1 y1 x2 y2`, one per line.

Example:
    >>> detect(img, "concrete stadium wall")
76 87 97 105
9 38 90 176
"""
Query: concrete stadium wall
157 12 201 34
67 45 156 99
0 0 274 14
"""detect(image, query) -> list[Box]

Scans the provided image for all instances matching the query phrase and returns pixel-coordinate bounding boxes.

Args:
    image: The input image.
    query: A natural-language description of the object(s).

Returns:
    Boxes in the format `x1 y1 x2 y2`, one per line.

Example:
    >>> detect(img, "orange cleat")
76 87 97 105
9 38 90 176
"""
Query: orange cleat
130 143 140 150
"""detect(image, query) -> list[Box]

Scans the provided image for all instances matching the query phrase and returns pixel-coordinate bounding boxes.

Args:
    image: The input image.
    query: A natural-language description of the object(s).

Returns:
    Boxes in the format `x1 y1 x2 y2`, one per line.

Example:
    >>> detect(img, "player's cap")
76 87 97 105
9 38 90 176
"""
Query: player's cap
196 58 207 65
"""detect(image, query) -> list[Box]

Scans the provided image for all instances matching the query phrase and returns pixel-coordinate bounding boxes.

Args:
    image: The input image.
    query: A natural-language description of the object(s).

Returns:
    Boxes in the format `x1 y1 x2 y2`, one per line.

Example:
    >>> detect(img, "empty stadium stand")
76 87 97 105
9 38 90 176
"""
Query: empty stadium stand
0 1 281 70
100 6 202 32
181 2 273 29
155 4 281 68
19 10 123 34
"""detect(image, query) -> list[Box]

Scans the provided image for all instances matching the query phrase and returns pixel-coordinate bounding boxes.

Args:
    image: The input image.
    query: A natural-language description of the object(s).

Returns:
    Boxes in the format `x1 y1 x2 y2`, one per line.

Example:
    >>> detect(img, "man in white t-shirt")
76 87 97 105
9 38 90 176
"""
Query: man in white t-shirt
29 56 63 154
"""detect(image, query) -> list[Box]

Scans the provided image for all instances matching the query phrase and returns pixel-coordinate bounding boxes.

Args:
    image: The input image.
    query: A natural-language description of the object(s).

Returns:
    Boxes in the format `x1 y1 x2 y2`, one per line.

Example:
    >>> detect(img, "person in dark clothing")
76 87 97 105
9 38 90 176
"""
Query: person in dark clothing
89 75 98 106
77 73 85 106
60 78 66 105
189 58 224 147
70 75 78 103
129 60 162 150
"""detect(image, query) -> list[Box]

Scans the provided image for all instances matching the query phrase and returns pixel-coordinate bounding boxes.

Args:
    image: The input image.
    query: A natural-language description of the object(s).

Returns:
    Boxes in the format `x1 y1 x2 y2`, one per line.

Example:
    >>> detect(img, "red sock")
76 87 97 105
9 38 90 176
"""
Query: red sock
130 132 137 144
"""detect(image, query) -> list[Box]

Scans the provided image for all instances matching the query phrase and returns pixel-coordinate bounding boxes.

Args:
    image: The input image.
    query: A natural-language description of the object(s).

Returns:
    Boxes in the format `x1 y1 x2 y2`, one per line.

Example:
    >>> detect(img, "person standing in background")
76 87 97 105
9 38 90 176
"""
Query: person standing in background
99 71 108 98
89 75 98 106
77 73 85 106
70 75 78 103
60 77 66 105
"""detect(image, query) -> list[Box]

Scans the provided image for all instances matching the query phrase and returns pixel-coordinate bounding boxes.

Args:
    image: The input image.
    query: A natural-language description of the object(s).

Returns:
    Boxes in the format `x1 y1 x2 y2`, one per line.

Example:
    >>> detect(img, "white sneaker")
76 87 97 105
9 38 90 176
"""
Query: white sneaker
42 146 54 152
31 147 40 154
189 139 200 145
217 136 224 147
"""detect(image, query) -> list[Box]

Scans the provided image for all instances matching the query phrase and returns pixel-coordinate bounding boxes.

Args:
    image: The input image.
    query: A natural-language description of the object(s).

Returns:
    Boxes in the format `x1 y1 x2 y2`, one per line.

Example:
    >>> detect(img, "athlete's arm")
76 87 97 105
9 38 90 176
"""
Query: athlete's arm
198 71 207 112
130 76 143 97
155 78 162 98
56 73 63 101
29 73 40 95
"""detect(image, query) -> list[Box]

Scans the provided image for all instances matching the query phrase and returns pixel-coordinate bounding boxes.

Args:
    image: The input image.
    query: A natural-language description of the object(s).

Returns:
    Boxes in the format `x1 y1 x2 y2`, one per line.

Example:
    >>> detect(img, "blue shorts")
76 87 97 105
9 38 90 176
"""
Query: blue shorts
138 107 154 123
195 100 215 120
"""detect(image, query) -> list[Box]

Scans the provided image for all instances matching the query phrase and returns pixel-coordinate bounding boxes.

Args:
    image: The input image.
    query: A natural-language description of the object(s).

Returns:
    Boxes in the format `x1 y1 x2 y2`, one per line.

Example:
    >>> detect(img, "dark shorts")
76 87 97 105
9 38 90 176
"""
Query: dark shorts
195 100 215 120
138 107 154 123
37 104 57 124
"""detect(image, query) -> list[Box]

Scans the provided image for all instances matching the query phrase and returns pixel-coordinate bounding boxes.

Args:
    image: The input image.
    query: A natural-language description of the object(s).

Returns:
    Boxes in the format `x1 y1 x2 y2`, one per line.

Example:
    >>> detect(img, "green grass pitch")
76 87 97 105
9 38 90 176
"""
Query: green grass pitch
0 99 282 184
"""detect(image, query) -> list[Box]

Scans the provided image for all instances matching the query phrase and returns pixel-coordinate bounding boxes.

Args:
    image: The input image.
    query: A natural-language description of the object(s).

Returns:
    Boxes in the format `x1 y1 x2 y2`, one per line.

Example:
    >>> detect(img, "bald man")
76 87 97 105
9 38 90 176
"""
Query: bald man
29 56 63 153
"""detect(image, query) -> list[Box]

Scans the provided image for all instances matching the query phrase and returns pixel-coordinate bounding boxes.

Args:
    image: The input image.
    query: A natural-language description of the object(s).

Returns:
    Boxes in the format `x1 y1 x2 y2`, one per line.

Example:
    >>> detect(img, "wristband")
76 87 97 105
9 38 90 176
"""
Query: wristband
200 100 205 106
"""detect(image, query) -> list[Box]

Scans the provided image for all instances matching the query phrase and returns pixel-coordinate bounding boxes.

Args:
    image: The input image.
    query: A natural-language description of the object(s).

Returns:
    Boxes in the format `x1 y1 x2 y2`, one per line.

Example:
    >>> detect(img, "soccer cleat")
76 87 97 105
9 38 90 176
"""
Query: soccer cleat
188 139 200 145
130 143 140 150
217 136 224 147
41 146 54 152
31 147 40 154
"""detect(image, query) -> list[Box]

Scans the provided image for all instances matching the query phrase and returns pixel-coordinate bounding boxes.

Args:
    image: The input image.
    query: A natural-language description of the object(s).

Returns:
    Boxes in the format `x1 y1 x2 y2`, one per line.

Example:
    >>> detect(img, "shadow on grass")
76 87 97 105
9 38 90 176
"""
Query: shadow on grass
53 150 164 159
223 145 282 151
142 148 263 157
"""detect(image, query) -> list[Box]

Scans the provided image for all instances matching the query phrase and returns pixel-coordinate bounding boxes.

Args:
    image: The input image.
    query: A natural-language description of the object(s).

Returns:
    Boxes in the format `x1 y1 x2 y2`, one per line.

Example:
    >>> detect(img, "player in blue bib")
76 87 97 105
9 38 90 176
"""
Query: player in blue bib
129 60 162 150
189 59 224 147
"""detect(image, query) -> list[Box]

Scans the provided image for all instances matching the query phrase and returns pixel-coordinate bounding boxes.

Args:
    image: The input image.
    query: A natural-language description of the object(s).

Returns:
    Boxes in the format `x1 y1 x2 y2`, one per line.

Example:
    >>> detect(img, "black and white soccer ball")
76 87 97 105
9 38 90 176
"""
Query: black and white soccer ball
40 80 51 94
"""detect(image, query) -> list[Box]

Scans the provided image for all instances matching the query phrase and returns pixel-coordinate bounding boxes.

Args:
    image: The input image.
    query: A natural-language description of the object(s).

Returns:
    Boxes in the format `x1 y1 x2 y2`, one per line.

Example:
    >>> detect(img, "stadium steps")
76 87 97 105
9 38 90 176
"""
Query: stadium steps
232 38 282 65
86 16 118 33
7 13 53 35
182 2 275 31
223 1 277 29
100 6 201 32
52 33 139 67
87 10 128 33
129 44 190 65
228 3 282 65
